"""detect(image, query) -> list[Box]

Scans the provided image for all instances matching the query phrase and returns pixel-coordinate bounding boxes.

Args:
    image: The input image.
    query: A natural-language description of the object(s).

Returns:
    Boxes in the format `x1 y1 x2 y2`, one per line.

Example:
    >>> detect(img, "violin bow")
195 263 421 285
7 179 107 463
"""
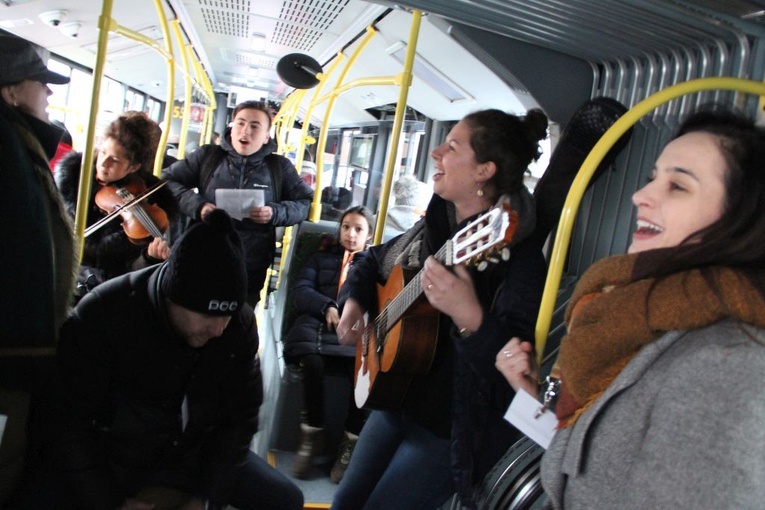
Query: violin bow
83 180 169 238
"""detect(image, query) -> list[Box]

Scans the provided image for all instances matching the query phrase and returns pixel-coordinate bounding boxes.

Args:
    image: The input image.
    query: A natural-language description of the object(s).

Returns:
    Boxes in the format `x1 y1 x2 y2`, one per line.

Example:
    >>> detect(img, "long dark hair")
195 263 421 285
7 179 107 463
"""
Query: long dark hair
461 108 549 197
644 107 765 278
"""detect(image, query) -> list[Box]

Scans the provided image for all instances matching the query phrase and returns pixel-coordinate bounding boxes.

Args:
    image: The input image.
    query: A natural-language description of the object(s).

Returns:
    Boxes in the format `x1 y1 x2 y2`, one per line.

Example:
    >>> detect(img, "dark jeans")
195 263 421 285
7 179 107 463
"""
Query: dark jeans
331 410 454 510
213 450 303 510
11 450 303 510
298 353 365 434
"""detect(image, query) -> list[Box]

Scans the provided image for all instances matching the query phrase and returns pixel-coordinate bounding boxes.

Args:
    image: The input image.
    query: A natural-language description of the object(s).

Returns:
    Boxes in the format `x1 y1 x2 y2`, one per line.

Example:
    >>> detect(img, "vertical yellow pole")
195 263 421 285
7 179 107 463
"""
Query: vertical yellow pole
172 20 192 160
153 0 175 176
74 0 115 261
372 10 421 245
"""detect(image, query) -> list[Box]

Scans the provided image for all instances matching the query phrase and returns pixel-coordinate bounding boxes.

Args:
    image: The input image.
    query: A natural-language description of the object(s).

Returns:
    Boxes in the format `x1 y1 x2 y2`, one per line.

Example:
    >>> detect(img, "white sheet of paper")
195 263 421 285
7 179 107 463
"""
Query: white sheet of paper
215 189 265 220
0 414 7 448
505 389 558 449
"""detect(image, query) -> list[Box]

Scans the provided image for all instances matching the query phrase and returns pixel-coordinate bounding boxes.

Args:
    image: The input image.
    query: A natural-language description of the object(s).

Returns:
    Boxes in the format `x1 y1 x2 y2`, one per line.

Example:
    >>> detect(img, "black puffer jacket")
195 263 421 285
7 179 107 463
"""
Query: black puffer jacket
283 243 366 359
162 133 313 295
41 264 262 508
55 151 181 282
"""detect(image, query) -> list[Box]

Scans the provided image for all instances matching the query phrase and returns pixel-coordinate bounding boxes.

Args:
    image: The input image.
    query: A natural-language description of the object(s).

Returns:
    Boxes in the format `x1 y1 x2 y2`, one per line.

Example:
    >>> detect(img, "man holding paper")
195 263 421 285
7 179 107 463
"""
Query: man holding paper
163 101 313 305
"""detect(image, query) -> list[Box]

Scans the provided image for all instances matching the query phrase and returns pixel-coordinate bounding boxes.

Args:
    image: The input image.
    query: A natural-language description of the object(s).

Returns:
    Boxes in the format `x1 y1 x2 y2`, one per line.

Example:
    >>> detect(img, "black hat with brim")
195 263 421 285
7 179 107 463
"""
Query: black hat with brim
0 35 70 86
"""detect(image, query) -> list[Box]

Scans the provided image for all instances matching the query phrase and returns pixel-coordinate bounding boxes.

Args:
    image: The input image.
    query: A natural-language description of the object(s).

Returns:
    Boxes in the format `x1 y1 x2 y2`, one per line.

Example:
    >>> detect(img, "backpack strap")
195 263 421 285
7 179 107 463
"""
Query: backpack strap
265 153 282 202
199 145 227 194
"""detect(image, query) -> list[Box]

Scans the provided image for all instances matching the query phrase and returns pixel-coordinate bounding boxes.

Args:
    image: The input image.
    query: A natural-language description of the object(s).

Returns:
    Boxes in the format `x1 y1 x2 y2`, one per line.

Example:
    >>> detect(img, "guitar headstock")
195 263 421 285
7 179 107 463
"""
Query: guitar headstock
449 203 518 267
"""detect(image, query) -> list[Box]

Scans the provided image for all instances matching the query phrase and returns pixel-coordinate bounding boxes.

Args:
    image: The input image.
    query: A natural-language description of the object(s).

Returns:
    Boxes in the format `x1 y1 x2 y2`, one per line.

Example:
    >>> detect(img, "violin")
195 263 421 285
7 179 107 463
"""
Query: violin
94 174 169 245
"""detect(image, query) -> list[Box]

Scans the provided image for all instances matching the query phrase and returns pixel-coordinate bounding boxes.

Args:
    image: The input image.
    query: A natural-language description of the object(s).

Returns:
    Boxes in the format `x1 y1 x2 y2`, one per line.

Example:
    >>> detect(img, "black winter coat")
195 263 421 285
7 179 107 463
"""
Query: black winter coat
55 151 181 282
0 102 76 392
41 264 262 508
283 244 365 359
161 133 313 295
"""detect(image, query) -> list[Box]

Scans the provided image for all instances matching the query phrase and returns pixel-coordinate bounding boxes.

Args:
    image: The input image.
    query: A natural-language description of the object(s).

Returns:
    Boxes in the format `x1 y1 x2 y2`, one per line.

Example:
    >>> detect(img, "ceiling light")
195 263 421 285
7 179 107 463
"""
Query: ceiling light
251 33 267 52
385 41 473 103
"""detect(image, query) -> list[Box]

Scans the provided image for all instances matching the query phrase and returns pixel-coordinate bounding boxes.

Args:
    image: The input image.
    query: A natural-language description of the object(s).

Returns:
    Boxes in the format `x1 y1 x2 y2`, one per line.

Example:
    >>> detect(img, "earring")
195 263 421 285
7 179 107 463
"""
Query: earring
477 188 484 197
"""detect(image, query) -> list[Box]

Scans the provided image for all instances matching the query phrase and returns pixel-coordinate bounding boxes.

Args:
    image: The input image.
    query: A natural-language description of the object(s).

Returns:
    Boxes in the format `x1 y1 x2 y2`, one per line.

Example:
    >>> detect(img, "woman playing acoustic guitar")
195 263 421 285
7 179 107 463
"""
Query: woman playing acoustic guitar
56 111 180 295
333 108 549 509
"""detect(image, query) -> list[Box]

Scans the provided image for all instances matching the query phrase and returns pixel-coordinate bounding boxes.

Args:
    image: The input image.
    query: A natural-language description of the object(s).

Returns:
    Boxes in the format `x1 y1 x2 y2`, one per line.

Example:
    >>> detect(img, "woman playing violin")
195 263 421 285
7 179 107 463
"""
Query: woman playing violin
56 111 180 292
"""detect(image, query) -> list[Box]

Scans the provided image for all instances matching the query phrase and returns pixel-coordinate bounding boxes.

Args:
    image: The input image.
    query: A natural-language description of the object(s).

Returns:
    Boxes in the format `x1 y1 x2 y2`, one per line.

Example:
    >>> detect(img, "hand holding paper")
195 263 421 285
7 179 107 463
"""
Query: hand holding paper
215 189 264 220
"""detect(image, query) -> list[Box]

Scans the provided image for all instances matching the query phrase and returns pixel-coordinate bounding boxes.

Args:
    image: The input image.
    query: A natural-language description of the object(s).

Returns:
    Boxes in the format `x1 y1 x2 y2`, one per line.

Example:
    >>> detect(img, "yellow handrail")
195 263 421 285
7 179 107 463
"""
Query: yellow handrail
172 20 192 160
535 77 765 365
73 0 114 260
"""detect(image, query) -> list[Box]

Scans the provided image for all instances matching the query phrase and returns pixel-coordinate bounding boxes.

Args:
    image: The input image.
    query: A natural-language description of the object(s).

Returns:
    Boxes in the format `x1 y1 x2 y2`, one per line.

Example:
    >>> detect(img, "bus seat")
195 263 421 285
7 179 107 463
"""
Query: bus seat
267 220 353 459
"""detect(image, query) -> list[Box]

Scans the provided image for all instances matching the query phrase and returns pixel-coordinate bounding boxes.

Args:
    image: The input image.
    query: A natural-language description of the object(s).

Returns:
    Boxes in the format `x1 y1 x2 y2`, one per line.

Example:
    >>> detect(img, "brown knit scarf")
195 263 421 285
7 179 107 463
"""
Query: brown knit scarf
555 252 765 427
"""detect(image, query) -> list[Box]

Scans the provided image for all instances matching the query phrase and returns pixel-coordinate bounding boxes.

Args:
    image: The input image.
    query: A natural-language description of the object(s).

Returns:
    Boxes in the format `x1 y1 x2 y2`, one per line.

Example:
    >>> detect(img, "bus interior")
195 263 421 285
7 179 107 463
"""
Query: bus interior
2 0 764 507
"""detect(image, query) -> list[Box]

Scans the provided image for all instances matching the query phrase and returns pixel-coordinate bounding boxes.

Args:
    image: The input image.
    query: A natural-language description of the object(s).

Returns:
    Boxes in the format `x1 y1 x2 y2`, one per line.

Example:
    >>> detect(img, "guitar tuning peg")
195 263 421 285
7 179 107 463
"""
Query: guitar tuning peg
477 260 489 272
501 247 511 261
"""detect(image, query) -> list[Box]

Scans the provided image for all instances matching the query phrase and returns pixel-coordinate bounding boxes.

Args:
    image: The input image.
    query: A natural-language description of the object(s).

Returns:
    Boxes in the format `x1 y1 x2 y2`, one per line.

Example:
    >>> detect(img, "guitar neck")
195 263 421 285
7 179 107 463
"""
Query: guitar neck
370 204 512 340
376 243 448 332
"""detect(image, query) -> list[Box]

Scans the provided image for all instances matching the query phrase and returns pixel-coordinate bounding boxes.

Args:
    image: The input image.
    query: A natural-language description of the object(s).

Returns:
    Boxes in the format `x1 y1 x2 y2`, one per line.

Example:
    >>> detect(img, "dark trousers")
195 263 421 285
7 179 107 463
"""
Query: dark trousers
10 450 303 510
299 353 365 434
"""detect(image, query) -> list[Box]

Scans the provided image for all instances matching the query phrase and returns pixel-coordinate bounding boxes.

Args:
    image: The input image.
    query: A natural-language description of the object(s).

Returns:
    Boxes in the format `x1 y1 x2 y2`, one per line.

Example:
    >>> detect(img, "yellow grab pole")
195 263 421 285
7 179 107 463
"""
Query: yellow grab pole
172 20 192 160
373 11 420 245
74 0 114 261
153 0 175 176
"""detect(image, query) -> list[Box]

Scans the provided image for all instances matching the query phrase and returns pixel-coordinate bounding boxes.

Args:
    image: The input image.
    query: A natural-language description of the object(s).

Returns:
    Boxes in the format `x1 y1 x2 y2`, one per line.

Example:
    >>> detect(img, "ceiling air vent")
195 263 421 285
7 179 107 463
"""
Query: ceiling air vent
273 0 350 51
220 48 276 69
199 0 252 38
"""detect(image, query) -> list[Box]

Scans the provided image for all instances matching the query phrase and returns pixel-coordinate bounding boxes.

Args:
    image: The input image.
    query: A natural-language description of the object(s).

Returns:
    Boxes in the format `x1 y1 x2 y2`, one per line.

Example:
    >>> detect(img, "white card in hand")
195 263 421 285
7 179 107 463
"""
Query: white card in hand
215 189 265 220
505 389 558 449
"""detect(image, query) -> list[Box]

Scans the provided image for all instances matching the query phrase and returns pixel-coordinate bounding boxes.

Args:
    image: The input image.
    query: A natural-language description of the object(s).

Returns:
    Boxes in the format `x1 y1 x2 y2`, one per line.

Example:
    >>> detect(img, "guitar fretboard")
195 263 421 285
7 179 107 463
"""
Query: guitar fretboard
373 243 448 343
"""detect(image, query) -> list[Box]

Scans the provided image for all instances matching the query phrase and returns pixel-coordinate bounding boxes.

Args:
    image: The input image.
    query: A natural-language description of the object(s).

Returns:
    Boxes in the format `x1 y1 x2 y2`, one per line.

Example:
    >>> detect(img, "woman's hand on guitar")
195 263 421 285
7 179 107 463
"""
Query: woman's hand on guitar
495 338 539 398
422 256 483 332
146 238 170 260
337 298 364 346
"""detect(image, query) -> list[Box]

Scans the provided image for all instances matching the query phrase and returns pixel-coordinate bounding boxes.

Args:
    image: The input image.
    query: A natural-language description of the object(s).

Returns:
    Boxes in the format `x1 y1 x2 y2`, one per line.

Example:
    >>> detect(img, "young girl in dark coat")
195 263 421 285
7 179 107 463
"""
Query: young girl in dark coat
282 205 374 483
56 111 180 292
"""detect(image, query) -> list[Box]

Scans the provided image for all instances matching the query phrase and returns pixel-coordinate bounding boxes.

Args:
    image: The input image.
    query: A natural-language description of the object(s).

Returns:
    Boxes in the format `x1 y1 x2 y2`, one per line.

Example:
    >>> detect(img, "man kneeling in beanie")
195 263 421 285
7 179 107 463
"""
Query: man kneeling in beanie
14 210 303 510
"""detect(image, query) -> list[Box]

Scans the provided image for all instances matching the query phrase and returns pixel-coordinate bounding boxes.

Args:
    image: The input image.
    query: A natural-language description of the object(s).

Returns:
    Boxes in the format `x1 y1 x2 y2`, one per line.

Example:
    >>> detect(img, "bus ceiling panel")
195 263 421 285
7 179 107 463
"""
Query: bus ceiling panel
372 14 531 118
374 0 765 61
170 0 388 99
289 7 536 127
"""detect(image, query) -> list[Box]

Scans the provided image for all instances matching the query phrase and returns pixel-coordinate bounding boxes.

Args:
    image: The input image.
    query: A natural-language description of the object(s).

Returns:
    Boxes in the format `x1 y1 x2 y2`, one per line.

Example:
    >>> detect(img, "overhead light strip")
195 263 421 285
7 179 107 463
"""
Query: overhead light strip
386 41 474 103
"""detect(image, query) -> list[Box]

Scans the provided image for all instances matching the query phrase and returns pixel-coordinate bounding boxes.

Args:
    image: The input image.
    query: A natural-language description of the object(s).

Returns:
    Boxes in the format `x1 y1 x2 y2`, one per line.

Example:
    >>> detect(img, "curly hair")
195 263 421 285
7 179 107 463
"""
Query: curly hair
102 111 161 173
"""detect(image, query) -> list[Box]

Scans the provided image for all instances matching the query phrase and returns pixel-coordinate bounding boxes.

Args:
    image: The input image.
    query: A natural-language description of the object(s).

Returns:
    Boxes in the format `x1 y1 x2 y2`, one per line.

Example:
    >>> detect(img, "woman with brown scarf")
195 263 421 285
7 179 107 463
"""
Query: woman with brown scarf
497 107 765 508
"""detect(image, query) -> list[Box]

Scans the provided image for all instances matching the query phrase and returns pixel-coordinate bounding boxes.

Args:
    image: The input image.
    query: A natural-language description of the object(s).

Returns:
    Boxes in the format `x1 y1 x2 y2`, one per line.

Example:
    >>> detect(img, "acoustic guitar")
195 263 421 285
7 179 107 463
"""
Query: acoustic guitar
354 204 518 409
